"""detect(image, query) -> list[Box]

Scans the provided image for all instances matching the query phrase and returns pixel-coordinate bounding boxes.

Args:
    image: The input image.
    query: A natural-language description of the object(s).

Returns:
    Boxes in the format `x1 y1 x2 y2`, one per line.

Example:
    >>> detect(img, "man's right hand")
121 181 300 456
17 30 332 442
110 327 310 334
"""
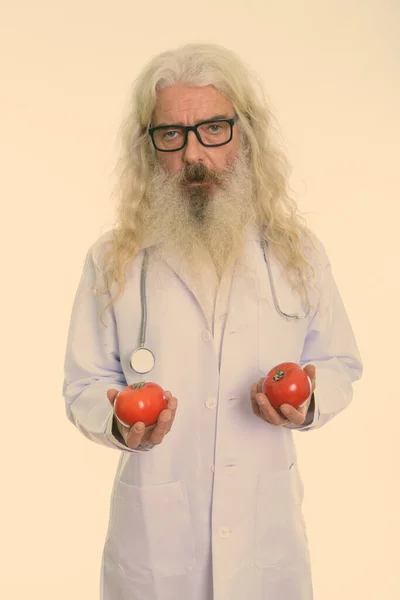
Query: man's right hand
107 389 178 449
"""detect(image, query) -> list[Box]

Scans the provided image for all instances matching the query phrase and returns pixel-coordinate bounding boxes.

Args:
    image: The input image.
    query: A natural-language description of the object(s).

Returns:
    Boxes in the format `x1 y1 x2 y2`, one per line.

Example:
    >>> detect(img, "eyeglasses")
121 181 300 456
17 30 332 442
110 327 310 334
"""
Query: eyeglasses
148 115 239 152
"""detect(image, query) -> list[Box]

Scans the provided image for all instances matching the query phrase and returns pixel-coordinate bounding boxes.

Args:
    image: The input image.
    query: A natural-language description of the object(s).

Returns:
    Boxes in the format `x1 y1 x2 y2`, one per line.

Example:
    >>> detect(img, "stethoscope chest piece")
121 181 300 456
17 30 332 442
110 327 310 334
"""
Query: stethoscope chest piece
129 347 155 374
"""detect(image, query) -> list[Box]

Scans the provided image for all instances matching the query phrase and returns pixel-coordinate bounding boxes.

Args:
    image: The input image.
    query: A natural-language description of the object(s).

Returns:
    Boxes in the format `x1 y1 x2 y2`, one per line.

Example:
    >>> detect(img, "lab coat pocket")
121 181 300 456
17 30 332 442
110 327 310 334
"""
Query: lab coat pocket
254 466 308 569
116 480 195 579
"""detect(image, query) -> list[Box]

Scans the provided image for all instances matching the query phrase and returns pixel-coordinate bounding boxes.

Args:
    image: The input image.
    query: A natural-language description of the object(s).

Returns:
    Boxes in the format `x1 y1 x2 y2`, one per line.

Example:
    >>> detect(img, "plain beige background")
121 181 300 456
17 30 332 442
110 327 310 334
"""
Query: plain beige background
1 0 399 598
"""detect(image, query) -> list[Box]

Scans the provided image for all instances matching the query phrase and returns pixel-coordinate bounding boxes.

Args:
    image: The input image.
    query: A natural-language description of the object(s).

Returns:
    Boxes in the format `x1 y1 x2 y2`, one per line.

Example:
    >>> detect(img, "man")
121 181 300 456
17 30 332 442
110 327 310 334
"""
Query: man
62 43 363 600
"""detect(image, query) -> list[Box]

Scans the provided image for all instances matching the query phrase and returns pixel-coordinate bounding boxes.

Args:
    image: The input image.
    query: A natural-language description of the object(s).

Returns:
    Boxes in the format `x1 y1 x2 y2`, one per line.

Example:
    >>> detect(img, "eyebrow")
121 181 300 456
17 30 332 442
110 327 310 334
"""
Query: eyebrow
153 114 232 128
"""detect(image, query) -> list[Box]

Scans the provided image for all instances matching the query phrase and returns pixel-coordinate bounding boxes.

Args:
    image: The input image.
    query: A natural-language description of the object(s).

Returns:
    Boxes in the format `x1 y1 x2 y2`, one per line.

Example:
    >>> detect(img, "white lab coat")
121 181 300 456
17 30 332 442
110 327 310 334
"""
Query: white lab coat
62 228 363 600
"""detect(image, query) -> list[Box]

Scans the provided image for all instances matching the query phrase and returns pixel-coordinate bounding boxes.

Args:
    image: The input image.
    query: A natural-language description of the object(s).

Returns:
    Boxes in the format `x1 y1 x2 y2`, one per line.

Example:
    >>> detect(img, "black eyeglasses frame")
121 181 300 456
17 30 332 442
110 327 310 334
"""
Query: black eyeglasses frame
148 114 239 152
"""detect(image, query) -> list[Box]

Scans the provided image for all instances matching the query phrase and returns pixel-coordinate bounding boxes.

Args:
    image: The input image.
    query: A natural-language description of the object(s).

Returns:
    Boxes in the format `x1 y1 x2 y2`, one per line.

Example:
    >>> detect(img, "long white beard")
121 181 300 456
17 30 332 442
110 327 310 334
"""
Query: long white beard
144 148 257 282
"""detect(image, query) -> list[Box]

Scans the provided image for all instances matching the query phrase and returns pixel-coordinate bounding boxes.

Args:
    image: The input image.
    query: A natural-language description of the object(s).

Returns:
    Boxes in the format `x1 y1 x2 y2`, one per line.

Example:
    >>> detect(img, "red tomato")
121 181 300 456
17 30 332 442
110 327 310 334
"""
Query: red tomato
262 362 311 410
114 382 168 427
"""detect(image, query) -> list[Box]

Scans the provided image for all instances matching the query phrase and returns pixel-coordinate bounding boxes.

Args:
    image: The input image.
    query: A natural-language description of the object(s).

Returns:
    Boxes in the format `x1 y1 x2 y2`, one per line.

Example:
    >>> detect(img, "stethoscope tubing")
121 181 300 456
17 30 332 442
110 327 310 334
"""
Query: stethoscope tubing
261 242 310 320
132 242 310 372
139 249 149 348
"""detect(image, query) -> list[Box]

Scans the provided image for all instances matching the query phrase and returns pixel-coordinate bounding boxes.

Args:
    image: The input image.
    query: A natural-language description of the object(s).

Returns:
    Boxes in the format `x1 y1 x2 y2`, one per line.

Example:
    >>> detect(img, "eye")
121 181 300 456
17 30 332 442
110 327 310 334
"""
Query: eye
163 130 179 139
208 124 222 133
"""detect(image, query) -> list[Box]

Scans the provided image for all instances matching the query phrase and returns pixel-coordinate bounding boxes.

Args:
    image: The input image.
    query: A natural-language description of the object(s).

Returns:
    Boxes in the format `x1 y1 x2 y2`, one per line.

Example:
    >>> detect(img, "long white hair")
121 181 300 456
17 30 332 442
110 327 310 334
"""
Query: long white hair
98 43 318 322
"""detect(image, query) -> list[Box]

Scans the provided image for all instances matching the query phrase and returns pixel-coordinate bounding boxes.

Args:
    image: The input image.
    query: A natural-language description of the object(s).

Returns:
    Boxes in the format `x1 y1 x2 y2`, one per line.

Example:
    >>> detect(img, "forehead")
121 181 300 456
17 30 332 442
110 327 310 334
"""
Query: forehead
152 85 234 125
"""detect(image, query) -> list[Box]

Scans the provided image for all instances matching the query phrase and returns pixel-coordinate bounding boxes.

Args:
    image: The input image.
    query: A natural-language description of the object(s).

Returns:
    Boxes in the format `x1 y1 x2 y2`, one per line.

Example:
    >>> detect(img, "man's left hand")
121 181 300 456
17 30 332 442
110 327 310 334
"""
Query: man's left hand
250 364 316 427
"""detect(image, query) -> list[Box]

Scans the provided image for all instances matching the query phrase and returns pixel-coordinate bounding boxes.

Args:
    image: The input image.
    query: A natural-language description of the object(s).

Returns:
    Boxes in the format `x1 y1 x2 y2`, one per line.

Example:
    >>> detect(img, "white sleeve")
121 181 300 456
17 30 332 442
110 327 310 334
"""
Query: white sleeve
62 245 145 453
289 258 363 432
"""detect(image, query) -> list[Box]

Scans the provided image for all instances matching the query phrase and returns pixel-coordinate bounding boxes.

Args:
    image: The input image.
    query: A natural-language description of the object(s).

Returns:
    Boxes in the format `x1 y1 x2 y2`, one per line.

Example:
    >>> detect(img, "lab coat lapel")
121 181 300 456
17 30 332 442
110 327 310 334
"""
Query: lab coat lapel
141 227 262 331
143 240 219 331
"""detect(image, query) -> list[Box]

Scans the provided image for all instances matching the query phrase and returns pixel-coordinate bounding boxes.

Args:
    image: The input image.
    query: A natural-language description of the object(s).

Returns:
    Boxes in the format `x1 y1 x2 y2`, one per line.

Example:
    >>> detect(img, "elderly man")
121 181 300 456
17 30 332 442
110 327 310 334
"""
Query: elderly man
62 43 363 600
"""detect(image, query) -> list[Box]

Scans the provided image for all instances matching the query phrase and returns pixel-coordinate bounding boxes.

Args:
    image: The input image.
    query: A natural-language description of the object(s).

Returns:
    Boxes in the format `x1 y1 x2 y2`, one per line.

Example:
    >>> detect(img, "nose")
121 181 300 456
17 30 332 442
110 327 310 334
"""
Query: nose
183 130 206 164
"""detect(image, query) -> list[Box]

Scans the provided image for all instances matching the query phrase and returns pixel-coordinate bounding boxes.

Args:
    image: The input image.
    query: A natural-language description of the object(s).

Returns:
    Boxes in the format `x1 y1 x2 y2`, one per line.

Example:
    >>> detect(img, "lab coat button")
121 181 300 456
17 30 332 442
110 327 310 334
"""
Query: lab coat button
219 527 231 538
202 330 212 341
211 464 215 473
205 398 216 409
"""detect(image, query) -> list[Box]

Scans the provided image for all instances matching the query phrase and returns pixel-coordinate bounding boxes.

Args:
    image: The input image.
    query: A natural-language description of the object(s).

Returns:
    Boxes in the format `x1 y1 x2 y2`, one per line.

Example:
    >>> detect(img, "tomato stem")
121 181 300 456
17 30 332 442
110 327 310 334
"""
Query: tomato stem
132 382 146 389
273 367 285 381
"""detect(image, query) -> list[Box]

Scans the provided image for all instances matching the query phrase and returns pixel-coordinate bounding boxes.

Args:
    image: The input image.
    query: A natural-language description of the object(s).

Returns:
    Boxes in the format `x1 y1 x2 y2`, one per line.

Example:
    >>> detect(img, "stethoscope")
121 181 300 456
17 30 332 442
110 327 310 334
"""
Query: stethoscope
129 242 311 374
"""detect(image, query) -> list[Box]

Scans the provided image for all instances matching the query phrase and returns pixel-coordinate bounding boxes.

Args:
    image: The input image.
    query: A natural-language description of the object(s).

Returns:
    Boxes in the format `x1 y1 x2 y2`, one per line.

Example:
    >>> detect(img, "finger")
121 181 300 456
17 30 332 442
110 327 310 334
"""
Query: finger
251 383 266 419
251 382 266 404
280 403 306 426
125 421 146 448
107 388 120 406
165 391 178 414
304 363 316 380
251 384 288 426
251 384 264 419
256 393 289 426
152 391 178 436
148 409 172 445
257 378 265 394
251 384 277 423
251 383 259 404
164 394 178 433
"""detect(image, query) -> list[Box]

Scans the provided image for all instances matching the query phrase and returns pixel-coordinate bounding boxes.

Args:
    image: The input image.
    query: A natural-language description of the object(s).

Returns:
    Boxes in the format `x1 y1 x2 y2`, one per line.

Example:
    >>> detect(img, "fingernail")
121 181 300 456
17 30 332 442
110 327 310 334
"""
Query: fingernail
256 396 264 405
163 413 171 422
135 424 145 432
